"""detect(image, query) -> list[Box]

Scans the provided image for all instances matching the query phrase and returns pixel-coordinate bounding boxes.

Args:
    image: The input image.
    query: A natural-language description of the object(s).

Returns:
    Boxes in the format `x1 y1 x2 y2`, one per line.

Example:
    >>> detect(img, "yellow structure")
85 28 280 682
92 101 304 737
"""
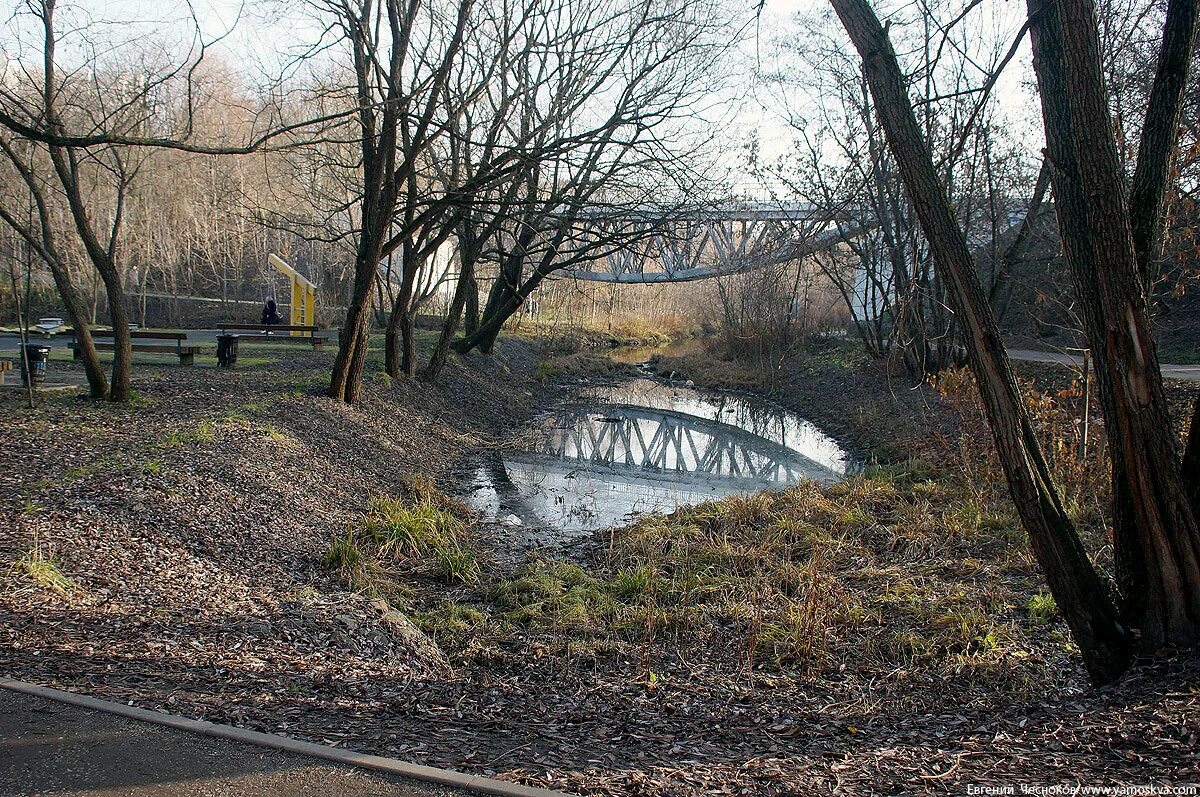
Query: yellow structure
268 254 317 335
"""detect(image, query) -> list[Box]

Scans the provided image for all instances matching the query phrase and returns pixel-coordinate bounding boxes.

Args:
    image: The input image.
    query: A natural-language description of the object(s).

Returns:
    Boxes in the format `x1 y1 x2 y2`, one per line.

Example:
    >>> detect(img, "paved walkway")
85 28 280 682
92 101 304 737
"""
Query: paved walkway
0 687 508 797
4 333 1196 381
0 329 336 350
1009 348 1200 382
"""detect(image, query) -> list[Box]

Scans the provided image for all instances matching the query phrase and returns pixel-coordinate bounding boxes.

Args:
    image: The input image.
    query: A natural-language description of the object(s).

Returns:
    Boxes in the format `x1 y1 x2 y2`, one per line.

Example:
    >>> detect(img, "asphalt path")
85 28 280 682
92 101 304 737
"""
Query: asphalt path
1008 348 1200 382
0 689 467 797
2 333 1196 382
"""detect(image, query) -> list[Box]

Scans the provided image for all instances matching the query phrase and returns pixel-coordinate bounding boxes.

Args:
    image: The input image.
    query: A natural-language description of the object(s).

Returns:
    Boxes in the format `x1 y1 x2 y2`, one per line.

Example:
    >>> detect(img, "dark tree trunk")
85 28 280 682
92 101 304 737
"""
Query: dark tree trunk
463 270 480 336
832 0 1132 683
399 308 417 377
384 286 404 379
384 240 424 379
423 248 477 380
454 246 527 355
331 231 383 404
94 261 132 402
1115 0 1200 622
48 261 108 398
1129 0 1200 293
47 145 132 402
454 260 551 355
1185 397 1200 514
0 184 108 399
1028 0 1200 646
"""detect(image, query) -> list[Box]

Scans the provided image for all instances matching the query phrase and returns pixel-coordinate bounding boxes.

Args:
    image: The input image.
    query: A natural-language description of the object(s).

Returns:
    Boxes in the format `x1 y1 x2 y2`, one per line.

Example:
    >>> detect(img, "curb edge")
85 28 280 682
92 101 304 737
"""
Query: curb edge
0 678 572 797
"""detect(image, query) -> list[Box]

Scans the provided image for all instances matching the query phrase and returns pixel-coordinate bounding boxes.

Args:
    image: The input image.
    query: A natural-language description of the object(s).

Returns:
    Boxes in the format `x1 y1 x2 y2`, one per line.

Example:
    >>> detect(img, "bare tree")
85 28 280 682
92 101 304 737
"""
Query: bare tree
311 0 474 402
0 134 108 396
831 0 1132 683
1027 0 1200 646
763 5 1037 375
451 0 739 355
832 0 1200 681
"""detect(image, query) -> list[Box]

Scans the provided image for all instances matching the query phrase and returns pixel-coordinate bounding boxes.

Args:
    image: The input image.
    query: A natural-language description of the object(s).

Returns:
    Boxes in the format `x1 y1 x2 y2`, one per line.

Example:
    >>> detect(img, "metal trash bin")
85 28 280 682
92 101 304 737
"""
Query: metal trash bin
20 344 50 385
216 334 239 368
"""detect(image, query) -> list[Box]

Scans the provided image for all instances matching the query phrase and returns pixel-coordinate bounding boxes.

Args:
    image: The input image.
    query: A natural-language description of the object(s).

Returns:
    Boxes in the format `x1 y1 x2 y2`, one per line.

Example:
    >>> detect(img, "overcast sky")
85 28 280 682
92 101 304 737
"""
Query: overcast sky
2 0 1045 195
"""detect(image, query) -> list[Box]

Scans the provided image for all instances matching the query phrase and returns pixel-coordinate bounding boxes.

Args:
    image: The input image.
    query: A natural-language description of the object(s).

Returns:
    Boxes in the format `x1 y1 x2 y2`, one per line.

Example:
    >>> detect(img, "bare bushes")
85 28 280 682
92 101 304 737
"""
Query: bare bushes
709 260 849 372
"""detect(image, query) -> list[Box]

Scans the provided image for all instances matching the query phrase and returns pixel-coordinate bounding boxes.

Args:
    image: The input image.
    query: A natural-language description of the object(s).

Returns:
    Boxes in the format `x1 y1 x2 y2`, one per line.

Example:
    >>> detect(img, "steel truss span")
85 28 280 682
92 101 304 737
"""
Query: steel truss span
556 203 863 284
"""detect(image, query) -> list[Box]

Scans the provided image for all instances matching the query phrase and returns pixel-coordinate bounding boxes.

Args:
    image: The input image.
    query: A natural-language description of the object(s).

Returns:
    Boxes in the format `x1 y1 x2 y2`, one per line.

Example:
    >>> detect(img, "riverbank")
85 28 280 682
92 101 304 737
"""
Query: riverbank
3 338 1199 794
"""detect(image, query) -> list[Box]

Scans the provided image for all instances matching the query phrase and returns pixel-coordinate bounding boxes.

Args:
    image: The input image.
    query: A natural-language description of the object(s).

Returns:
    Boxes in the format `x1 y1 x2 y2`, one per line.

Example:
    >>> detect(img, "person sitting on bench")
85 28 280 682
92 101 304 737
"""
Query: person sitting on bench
261 297 284 326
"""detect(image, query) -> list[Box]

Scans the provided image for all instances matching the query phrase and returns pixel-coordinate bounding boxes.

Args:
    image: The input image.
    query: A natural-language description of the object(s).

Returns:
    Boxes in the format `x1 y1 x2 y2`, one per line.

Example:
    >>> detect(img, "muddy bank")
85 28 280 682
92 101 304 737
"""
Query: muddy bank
646 341 958 464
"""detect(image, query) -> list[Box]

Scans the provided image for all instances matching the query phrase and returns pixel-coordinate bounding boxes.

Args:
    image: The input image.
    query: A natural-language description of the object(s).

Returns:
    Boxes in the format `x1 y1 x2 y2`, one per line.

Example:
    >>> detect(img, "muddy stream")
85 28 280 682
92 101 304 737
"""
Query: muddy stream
457 357 851 556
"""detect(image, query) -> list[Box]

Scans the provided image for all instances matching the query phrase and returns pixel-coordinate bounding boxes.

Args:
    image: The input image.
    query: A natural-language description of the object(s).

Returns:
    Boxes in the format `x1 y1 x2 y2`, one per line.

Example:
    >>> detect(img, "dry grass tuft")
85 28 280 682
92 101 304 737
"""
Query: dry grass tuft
13 549 75 594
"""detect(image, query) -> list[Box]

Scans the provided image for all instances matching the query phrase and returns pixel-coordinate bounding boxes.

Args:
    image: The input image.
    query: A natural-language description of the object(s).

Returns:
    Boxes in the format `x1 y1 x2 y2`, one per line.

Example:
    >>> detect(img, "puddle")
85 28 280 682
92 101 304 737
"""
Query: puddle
604 338 701 365
461 378 851 554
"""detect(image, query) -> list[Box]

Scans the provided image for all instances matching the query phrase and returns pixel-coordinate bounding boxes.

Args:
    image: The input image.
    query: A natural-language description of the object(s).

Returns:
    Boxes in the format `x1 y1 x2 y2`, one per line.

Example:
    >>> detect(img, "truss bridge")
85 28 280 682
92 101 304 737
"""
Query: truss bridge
558 202 861 284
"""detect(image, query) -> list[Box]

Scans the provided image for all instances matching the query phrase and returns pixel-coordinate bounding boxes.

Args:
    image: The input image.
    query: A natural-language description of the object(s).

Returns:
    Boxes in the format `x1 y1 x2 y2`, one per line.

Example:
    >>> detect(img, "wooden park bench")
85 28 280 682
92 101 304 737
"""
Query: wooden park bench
72 330 198 365
0 359 11 385
217 323 328 350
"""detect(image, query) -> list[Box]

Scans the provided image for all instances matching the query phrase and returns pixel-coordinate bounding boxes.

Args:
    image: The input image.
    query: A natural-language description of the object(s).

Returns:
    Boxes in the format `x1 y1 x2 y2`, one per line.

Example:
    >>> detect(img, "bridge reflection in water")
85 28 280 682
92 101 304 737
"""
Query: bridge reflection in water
530 403 840 485
467 379 849 539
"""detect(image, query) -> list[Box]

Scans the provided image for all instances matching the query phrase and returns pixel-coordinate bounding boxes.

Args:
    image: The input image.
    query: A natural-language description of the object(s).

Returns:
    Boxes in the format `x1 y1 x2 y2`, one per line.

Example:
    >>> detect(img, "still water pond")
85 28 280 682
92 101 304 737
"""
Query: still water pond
464 378 849 548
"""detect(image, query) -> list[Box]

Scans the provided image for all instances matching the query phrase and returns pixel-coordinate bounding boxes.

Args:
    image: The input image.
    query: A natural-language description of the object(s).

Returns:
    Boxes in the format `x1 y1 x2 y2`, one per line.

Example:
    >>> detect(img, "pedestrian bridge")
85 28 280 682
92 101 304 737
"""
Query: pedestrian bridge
557 202 862 284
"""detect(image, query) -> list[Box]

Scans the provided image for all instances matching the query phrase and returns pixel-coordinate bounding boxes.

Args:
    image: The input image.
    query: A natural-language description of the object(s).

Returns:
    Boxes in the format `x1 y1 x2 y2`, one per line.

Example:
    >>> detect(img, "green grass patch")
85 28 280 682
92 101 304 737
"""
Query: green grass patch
1158 345 1200 365
414 601 488 643
325 482 481 592
14 549 74 593
262 424 288 443
1027 592 1058 622
165 420 216 448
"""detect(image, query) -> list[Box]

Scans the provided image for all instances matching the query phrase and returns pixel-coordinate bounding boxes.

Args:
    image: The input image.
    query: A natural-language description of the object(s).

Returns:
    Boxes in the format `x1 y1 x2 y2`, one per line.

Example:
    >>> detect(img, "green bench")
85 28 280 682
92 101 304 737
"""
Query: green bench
217 323 328 350
72 330 198 365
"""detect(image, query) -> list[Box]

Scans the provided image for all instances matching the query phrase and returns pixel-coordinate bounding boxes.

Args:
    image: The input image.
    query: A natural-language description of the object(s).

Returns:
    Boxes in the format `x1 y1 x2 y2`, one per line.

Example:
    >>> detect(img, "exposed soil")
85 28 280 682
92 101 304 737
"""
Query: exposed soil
3 340 1199 796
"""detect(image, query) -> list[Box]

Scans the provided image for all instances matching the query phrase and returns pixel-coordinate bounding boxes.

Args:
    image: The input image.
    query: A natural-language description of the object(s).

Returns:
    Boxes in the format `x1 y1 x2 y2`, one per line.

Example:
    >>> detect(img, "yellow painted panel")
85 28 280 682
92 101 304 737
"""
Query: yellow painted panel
268 253 317 335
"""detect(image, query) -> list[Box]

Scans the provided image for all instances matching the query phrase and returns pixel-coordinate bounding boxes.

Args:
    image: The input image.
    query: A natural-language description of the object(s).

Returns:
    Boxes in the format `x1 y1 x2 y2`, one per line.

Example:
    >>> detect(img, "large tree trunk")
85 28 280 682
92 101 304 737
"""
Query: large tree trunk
1184 397 1200 515
330 252 378 403
384 286 404 379
1028 0 1200 646
46 260 108 398
463 270 480 336
331 176 394 402
386 244 422 378
93 261 132 402
398 308 417 377
38 2 128 401
454 249 524 355
832 0 1132 683
454 261 550 356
